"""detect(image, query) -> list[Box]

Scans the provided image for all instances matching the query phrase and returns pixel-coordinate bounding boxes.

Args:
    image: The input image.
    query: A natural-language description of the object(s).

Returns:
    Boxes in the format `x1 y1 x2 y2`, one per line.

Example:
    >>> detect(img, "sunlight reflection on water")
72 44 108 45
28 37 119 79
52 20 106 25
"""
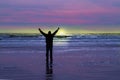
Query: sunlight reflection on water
54 39 70 46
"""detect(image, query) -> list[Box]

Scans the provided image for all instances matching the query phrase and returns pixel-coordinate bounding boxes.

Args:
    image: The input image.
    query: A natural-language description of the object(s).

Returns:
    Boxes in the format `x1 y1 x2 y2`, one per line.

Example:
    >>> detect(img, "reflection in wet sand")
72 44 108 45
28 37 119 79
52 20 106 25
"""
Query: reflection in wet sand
46 57 53 80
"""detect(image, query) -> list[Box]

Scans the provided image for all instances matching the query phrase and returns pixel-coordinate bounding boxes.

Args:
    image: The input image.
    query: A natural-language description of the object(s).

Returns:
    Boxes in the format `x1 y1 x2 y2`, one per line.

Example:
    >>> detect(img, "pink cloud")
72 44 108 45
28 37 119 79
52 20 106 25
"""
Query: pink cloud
0 0 120 25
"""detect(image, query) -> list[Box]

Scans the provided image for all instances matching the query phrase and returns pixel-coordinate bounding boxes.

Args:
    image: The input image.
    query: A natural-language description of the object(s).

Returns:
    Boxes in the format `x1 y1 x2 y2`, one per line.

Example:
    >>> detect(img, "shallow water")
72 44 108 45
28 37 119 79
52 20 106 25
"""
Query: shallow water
0 34 120 80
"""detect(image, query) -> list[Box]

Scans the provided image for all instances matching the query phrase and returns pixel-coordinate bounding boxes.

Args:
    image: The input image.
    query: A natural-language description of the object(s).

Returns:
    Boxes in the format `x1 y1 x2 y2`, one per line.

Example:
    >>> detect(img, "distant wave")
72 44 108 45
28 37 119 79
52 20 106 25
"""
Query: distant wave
0 33 120 48
0 33 120 39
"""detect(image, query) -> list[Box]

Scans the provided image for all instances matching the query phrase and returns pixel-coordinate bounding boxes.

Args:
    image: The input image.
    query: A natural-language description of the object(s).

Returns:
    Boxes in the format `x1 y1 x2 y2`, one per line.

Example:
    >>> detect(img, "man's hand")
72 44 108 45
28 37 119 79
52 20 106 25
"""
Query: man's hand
38 28 41 31
57 27 60 30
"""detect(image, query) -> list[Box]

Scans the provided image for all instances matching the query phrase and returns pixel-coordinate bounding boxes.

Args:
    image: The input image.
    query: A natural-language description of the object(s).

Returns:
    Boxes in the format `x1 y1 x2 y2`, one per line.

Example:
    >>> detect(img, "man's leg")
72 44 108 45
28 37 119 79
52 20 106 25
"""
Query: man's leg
50 47 53 64
46 46 49 61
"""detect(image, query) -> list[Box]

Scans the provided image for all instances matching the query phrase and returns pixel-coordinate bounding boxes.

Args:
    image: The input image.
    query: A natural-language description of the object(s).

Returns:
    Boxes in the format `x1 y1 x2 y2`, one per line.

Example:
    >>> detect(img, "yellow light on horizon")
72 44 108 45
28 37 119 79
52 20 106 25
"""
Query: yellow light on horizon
57 29 66 35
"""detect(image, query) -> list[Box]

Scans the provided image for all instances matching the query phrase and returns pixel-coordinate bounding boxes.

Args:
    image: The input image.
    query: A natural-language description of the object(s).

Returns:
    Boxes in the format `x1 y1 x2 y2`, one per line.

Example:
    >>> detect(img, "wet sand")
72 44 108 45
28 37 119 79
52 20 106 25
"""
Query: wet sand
0 34 120 80
0 47 120 80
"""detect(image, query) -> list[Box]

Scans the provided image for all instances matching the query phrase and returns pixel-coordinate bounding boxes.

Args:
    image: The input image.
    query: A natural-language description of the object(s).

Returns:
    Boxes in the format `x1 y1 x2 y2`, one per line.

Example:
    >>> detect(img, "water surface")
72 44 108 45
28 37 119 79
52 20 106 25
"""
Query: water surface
0 33 120 80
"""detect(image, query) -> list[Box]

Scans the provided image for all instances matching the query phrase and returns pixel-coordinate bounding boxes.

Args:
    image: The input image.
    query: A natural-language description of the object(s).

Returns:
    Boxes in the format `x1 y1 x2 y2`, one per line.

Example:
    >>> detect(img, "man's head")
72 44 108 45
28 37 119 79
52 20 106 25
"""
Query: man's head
48 31 51 34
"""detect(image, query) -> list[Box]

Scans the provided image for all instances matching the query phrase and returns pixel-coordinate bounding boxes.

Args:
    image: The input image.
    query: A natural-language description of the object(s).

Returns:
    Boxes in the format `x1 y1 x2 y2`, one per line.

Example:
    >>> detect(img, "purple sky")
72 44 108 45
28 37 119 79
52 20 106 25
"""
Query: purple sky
0 0 120 33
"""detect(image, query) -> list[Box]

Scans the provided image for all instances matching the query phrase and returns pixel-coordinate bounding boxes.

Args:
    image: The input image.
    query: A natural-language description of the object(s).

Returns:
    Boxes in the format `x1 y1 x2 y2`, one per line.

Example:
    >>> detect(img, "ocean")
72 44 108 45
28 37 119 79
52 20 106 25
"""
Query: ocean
0 33 120 80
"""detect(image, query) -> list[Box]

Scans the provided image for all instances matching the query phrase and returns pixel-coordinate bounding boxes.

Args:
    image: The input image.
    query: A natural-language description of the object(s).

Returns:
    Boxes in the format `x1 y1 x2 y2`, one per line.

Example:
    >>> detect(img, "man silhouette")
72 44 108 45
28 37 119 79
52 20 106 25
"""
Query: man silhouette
38 27 59 63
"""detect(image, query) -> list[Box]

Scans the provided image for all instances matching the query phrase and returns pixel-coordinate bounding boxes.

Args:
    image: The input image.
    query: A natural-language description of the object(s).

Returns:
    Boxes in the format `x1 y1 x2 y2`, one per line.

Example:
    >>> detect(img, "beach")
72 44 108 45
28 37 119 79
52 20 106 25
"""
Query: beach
0 33 120 80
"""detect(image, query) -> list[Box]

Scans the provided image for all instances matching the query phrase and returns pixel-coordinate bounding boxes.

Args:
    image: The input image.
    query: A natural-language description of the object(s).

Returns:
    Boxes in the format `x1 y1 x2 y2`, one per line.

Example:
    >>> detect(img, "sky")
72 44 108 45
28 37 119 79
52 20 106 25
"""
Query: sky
0 0 120 34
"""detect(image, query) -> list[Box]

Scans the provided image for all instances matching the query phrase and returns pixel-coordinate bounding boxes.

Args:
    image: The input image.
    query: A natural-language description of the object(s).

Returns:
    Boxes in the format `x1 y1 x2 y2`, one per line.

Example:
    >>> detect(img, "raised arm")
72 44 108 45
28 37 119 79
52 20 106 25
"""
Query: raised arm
38 28 47 36
52 27 60 36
